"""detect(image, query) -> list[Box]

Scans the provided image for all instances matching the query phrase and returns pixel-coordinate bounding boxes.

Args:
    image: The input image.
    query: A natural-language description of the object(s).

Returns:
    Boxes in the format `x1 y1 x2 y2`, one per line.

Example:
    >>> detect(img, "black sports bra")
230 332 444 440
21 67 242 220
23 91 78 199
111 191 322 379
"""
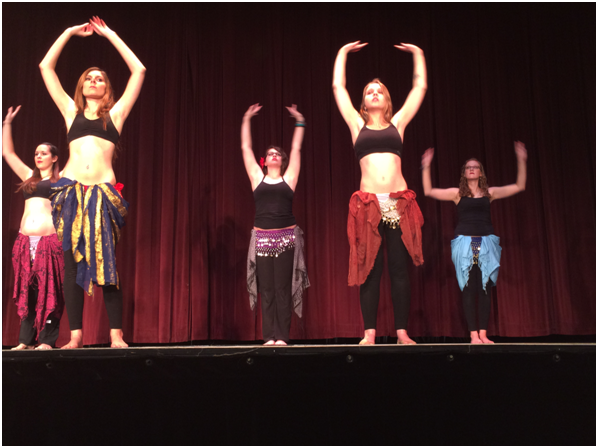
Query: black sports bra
67 113 120 145
353 125 403 162
23 179 52 200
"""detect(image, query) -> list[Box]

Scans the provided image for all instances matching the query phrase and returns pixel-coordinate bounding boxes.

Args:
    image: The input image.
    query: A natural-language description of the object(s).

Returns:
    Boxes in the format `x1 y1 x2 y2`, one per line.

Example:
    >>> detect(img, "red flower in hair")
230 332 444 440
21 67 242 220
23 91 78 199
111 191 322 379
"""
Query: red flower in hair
259 157 265 169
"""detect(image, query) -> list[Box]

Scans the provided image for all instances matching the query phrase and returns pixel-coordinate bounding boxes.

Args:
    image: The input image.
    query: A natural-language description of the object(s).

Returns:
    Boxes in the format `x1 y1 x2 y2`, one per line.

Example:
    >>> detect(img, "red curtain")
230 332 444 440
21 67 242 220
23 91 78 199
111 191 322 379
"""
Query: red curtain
3 4 596 346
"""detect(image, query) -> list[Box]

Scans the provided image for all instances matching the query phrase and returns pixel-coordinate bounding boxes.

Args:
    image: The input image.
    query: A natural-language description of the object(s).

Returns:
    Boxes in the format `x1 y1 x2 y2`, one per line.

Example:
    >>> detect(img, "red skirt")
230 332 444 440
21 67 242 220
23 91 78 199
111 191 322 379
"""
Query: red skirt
12 233 65 338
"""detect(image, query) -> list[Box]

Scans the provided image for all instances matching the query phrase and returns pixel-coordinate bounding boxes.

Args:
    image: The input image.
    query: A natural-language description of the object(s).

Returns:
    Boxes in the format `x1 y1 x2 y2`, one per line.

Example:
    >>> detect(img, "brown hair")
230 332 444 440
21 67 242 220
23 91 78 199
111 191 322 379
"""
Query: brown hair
458 158 491 198
16 143 60 194
73 67 121 160
262 146 289 176
360 78 393 125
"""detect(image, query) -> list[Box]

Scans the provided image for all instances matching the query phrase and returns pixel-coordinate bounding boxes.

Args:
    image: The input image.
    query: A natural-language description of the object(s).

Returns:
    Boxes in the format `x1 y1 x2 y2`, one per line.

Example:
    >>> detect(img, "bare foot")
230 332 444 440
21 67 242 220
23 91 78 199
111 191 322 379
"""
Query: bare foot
35 343 53 350
11 343 34 351
61 329 83 349
263 340 275 346
274 340 287 346
470 331 483 344
360 328 376 345
396 329 416 345
479 330 494 344
110 329 128 348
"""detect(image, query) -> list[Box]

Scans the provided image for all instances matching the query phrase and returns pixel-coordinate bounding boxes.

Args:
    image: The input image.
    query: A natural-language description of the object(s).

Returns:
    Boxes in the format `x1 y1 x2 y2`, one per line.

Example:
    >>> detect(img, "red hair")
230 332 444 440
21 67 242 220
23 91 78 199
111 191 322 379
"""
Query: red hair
360 78 393 125
74 67 115 130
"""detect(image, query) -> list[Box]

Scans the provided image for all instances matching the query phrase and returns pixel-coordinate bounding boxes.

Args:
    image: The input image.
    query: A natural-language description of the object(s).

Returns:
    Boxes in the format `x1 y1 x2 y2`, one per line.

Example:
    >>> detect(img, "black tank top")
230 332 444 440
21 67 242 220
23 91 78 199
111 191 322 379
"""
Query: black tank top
67 113 120 145
253 179 296 229
454 196 495 236
353 125 402 162
23 179 52 200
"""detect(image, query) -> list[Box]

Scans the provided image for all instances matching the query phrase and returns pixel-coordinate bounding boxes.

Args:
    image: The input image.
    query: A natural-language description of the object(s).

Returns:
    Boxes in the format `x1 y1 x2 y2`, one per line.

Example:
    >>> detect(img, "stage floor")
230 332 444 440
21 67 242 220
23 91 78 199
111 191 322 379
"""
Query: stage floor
4 343 596 445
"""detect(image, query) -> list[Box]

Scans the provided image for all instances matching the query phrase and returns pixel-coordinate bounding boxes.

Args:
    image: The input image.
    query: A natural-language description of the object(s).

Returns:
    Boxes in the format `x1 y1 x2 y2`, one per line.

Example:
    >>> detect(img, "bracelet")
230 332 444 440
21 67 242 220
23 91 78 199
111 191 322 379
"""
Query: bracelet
295 121 306 127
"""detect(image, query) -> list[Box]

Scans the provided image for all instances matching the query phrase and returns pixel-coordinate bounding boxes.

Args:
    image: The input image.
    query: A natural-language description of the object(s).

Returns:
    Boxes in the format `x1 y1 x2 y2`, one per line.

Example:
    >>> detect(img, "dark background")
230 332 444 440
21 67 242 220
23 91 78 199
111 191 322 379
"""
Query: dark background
3 3 595 346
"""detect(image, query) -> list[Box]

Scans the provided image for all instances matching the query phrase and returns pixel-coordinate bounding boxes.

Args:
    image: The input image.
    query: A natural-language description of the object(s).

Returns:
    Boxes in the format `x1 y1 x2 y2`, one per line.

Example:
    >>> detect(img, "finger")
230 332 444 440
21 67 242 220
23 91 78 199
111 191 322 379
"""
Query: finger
15 105 21 114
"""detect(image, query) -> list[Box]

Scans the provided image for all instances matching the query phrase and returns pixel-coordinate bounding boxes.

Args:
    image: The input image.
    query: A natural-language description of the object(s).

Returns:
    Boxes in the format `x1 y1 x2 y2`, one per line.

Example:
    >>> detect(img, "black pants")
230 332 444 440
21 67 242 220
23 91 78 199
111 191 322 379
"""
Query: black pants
63 250 123 330
462 264 492 331
18 280 60 346
256 248 294 342
360 224 411 330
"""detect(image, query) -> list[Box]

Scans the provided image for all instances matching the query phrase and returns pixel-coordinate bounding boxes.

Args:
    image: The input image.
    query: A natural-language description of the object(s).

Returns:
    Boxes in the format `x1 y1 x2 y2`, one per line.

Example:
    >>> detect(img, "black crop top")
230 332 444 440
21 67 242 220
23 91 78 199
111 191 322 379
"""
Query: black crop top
353 125 403 162
454 196 495 236
253 179 297 229
23 179 52 200
67 113 120 145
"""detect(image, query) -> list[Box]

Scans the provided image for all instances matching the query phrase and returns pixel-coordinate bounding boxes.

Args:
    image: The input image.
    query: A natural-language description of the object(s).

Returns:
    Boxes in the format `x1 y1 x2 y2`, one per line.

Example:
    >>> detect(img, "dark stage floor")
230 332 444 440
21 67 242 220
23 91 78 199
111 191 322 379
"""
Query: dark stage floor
4 343 596 445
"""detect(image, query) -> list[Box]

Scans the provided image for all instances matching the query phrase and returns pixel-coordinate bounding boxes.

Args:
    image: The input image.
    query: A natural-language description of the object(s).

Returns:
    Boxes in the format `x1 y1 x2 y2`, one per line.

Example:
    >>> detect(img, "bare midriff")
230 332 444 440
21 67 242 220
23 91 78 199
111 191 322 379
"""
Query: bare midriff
20 198 55 236
254 224 297 231
359 153 408 194
62 136 116 185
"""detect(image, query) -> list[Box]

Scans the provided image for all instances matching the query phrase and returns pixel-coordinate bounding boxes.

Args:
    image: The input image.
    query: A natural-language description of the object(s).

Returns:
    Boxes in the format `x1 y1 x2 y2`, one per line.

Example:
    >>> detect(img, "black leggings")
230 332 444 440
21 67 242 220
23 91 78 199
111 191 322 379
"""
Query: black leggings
18 280 60 347
256 248 294 342
462 264 492 331
63 250 123 330
360 223 411 330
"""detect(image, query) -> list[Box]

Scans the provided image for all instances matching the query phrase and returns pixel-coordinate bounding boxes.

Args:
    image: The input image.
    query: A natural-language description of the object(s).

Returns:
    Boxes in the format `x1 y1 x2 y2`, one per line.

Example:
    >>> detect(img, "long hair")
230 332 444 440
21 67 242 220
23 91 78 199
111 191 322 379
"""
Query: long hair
73 67 121 160
458 158 491 198
262 146 289 176
16 143 60 194
74 67 115 128
359 78 393 125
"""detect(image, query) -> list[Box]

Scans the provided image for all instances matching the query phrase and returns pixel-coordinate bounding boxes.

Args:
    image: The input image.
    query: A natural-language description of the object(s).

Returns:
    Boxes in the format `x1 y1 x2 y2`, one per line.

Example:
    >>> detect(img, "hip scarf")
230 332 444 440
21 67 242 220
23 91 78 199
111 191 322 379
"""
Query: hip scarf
347 190 424 286
50 178 128 295
12 233 65 338
451 234 502 292
247 226 310 317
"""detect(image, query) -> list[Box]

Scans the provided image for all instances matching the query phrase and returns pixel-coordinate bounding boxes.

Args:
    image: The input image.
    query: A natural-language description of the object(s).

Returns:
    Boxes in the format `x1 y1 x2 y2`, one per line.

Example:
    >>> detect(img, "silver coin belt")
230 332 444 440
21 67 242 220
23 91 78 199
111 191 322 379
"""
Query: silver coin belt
255 228 296 257
471 237 482 264
380 197 401 229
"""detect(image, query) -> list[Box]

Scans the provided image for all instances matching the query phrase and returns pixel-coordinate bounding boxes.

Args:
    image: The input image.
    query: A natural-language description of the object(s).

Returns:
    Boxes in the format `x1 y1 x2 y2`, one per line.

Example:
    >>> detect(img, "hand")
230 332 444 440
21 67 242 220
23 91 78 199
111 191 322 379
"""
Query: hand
514 141 527 162
394 43 423 55
285 104 304 122
244 103 262 119
341 41 368 53
89 16 114 38
3 106 21 125
69 23 94 38
421 148 434 169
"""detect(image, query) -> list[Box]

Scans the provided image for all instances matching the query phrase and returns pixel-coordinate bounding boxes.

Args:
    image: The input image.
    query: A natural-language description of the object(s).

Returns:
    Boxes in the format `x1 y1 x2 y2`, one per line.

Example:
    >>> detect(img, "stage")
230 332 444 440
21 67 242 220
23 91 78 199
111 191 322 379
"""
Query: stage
4 342 596 445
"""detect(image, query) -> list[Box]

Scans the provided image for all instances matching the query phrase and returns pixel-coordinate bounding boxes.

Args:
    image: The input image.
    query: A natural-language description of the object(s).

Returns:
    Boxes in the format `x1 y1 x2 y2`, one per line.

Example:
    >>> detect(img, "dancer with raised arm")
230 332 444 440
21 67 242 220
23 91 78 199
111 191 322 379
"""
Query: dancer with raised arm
2 106 64 350
333 41 426 345
39 17 146 348
421 143 527 343
242 104 310 346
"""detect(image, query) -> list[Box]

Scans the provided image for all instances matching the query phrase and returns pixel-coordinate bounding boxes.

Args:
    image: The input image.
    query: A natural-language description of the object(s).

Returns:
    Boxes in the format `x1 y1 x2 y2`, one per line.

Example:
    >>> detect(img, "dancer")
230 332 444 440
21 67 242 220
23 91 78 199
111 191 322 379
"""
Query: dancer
39 17 146 348
333 41 426 345
2 106 64 350
421 143 527 343
242 104 310 346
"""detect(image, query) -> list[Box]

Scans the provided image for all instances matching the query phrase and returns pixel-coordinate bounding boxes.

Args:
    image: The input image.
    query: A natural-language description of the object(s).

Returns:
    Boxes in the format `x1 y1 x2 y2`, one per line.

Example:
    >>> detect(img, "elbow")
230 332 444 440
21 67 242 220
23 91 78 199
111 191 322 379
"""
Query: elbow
518 184 526 192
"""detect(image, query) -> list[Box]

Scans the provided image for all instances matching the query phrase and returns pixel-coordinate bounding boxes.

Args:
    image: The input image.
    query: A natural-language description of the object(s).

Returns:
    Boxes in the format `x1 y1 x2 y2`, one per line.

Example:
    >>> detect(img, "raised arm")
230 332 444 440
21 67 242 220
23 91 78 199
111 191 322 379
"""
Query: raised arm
421 148 459 202
489 141 528 201
2 106 32 181
39 24 93 118
89 17 146 130
392 44 427 138
333 41 367 144
241 104 265 191
282 105 305 191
